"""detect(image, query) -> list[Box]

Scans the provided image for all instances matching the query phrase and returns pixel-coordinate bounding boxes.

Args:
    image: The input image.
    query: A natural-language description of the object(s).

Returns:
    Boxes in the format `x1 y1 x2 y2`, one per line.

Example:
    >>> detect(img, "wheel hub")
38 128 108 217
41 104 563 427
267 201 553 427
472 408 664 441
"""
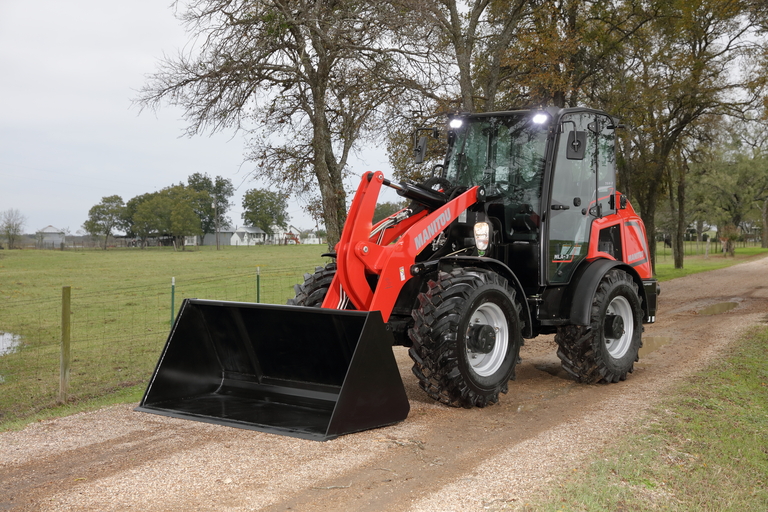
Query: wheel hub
467 324 496 354
604 314 625 339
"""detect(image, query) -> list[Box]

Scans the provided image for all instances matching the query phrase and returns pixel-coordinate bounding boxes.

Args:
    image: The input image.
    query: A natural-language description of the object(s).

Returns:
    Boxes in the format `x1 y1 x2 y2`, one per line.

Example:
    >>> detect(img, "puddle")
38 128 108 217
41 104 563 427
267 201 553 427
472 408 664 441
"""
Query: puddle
639 336 672 357
0 331 22 356
698 302 739 316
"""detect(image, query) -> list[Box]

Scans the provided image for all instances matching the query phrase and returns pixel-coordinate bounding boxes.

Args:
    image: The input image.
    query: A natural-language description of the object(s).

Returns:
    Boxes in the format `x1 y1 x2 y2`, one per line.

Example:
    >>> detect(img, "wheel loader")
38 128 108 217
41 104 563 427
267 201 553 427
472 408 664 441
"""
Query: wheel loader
138 107 658 440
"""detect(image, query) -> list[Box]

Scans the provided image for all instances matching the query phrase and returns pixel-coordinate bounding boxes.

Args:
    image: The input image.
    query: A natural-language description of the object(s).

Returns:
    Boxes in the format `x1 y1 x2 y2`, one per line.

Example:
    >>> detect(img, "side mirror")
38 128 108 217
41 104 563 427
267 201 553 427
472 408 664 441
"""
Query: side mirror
566 131 587 160
414 135 428 164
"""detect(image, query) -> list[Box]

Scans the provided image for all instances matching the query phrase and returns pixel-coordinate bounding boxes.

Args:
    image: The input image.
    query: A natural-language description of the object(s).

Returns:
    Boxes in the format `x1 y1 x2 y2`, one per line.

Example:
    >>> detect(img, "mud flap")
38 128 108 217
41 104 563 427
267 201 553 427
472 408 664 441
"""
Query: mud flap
136 299 410 441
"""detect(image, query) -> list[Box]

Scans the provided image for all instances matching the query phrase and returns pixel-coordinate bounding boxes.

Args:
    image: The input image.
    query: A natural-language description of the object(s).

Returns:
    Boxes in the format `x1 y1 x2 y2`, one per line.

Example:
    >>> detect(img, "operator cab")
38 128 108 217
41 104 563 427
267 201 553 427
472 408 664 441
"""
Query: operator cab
441 108 619 288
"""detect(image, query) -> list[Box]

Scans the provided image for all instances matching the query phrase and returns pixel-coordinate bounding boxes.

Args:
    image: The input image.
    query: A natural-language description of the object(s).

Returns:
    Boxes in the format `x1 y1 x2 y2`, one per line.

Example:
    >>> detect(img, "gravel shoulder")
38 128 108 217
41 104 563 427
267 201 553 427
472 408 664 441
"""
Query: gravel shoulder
2 256 768 511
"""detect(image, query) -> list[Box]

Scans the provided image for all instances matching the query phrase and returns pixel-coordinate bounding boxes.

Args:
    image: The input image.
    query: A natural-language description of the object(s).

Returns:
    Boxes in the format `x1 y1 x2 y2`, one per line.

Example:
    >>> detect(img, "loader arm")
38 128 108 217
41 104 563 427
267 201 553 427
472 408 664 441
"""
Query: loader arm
323 171 480 321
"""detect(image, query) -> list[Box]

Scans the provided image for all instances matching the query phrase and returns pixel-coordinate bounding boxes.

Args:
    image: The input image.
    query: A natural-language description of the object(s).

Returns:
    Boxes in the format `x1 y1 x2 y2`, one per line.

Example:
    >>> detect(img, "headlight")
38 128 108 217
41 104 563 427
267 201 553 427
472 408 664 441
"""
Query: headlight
474 222 490 251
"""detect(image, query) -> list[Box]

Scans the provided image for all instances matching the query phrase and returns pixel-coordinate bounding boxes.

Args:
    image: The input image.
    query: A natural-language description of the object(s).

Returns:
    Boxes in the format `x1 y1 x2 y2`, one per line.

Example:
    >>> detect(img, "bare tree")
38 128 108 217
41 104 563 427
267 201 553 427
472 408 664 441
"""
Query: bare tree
137 0 403 247
1 209 26 249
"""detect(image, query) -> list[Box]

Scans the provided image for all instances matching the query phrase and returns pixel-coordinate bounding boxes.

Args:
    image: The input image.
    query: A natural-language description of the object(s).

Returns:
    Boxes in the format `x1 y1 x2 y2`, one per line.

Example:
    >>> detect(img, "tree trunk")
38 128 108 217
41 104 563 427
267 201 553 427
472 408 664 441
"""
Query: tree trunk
636 169 661 275
763 198 768 249
311 107 347 249
673 165 685 269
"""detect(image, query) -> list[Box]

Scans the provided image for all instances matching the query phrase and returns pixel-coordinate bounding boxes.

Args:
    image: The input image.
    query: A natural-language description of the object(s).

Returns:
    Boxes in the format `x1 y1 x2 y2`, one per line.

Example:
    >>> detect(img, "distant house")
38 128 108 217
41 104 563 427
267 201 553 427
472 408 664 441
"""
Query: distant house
36 225 65 247
231 226 267 246
301 232 323 244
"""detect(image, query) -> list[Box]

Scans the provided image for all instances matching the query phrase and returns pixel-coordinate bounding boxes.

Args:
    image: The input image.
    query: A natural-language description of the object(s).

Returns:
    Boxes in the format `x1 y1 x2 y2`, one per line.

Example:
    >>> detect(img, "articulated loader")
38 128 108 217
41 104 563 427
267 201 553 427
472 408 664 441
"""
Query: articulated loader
138 107 658 440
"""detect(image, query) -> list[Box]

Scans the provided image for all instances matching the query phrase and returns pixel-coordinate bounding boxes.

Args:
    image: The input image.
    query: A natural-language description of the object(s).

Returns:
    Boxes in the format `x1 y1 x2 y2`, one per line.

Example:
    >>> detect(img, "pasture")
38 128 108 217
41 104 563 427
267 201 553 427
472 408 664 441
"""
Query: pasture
0 242 765 427
0 244 329 425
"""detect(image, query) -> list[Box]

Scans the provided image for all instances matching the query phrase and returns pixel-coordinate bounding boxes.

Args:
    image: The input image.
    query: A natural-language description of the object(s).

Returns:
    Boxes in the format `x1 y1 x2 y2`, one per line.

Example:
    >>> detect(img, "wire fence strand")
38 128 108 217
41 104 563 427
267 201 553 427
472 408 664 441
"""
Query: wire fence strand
0 266 313 424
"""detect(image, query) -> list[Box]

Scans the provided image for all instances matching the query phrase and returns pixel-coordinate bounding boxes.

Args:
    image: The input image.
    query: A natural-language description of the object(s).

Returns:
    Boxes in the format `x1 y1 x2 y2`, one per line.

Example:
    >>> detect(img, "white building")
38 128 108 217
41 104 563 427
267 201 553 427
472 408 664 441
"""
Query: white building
231 226 267 246
36 225 65 247
229 225 315 245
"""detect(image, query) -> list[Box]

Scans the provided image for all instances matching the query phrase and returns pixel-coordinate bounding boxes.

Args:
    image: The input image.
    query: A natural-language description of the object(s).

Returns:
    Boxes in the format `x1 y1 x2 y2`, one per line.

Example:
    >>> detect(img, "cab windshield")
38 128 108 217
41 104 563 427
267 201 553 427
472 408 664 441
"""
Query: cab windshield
445 114 548 213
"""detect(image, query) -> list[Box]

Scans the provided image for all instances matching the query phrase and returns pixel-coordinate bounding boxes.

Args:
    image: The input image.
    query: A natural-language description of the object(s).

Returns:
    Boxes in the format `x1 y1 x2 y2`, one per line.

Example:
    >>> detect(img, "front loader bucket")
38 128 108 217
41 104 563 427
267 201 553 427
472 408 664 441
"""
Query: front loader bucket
137 299 410 441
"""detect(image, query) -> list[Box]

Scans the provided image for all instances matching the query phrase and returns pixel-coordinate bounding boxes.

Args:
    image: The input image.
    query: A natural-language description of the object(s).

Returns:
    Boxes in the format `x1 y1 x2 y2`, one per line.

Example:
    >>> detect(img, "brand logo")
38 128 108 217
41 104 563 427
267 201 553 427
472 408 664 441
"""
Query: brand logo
414 208 451 251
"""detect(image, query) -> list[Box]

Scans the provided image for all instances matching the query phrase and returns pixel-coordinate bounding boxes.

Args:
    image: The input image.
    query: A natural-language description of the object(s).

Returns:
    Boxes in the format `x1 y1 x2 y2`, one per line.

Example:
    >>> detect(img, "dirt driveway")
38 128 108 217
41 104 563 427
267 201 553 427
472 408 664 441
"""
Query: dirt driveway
2 256 768 511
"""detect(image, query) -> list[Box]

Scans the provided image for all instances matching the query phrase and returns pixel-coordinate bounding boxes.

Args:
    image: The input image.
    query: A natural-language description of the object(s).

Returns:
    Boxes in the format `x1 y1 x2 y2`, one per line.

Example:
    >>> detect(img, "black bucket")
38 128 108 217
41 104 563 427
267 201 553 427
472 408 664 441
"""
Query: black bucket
136 299 410 441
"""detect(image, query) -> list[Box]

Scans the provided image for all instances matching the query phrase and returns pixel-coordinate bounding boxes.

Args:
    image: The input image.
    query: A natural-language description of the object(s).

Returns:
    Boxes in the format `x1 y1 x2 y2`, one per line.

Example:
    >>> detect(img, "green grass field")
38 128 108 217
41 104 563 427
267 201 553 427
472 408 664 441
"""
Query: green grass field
1 242 766 428
0 244 330 426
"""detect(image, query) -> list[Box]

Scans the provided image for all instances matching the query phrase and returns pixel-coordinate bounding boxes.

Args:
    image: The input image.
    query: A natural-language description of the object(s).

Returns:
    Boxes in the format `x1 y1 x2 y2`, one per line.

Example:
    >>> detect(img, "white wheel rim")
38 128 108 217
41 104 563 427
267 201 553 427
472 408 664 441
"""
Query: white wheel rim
465 302 509 377
604 295 633 358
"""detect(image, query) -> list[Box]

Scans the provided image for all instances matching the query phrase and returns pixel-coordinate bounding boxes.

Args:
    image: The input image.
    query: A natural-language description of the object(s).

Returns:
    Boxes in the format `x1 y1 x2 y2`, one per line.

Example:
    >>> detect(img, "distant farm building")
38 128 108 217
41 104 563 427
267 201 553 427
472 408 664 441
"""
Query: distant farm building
36 225 65 248
231 226 267 246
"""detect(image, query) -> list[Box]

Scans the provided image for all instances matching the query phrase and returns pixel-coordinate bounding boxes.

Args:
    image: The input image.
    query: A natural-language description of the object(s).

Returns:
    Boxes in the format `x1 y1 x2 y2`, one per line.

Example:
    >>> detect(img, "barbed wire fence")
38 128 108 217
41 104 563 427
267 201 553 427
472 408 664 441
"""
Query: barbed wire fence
0 265 315 425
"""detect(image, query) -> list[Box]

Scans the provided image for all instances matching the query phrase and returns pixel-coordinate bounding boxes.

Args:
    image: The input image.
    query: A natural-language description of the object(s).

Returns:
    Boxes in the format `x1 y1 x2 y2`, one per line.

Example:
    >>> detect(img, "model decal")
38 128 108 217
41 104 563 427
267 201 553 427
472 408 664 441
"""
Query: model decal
414 208 451 251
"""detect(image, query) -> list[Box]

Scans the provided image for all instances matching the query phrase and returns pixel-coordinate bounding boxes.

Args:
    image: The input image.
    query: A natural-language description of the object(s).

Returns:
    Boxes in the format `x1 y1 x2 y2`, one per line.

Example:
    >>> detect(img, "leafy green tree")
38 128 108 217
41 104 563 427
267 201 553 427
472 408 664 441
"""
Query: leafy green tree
82 195 125 250
608 0 758 271
121 192 156 239
695 150 768 238
170 200 203 251
132 195 171 245
187 173 234 237
373 201 408 223
242 189 289 235
0 208 26 249
130 186 206 249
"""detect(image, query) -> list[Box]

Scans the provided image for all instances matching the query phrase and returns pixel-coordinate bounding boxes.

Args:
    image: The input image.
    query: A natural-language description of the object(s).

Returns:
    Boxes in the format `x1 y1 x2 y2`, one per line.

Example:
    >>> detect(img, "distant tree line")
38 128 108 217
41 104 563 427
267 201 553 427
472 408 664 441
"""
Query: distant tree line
82 172 290 250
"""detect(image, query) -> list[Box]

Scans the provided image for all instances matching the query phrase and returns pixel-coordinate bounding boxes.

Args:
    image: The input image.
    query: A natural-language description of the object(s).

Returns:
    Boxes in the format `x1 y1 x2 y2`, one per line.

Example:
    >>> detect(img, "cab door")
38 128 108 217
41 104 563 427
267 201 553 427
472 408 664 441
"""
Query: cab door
547 112 616 284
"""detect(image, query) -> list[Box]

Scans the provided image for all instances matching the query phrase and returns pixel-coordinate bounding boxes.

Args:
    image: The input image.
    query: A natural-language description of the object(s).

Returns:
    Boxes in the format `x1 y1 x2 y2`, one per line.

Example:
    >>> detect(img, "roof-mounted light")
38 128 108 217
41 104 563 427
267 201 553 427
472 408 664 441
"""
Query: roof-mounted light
532 113 549 124
449 118 464 129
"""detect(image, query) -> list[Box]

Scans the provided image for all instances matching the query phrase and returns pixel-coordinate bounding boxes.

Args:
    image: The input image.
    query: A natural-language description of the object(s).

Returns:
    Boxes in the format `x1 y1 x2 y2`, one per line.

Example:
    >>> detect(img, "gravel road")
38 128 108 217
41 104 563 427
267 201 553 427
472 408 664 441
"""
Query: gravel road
2 256 767 511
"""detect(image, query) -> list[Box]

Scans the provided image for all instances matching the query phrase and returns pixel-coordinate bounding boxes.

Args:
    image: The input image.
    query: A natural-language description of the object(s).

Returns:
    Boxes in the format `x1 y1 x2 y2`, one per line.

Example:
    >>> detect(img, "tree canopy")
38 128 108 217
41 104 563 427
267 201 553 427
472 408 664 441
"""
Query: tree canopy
241 189 289 235
187 173 234 234
82 196 125 250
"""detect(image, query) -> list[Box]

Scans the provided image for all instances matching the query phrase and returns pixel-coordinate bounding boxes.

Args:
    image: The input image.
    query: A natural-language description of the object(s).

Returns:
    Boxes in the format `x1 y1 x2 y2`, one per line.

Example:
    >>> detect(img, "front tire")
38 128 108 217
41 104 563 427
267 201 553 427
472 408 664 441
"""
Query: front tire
408 268 523 408
556 269 643 383
287 263 338 307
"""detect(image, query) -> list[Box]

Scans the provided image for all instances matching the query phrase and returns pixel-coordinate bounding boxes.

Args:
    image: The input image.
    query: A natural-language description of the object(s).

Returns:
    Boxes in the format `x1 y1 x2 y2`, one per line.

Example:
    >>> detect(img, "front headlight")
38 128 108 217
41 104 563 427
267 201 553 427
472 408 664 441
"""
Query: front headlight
474 222 490 251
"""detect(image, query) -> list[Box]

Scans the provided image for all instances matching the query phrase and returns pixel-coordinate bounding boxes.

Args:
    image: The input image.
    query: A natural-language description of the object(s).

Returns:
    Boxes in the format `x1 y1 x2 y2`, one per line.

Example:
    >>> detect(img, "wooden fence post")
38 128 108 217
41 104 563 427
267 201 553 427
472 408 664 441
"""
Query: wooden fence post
60 285 71 403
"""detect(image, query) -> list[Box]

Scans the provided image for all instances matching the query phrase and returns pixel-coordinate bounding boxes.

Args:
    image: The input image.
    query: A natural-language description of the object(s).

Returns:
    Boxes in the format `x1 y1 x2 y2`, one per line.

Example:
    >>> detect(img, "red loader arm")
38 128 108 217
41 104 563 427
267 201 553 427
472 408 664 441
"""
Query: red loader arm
322 171 480 322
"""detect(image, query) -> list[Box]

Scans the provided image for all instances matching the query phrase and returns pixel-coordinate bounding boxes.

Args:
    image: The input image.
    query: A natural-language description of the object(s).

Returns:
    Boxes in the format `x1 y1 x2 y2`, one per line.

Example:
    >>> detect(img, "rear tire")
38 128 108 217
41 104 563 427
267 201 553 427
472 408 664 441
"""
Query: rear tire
408 268 523 408
287 263 338 307
555 269 643 383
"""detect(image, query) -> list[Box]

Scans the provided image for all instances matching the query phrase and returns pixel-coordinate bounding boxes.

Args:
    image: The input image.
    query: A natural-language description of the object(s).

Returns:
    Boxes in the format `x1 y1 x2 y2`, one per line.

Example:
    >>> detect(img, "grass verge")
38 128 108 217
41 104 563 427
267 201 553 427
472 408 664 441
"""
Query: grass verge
654 246 768 282
515 326 768 511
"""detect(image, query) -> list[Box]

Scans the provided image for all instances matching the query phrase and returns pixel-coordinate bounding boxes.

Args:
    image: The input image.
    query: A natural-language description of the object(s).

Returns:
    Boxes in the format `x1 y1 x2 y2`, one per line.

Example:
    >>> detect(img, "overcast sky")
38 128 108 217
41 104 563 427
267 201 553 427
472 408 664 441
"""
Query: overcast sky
0 0 394 236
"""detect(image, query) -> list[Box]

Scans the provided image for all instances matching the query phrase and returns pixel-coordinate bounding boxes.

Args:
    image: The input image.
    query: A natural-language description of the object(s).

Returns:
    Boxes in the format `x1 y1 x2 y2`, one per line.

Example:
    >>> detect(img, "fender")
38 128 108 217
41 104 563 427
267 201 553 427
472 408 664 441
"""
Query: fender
566 258 650 326
438 255 534 338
